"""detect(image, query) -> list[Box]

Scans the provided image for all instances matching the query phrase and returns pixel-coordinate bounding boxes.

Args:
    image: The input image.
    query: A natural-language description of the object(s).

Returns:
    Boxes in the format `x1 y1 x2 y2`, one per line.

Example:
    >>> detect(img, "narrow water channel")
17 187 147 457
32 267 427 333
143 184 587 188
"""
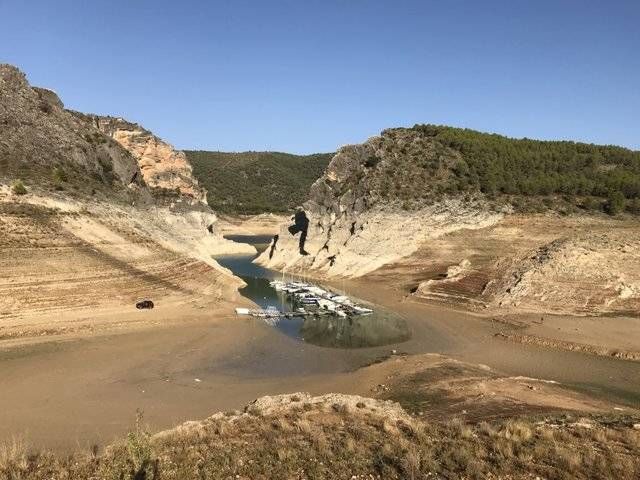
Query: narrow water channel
218 235 411 349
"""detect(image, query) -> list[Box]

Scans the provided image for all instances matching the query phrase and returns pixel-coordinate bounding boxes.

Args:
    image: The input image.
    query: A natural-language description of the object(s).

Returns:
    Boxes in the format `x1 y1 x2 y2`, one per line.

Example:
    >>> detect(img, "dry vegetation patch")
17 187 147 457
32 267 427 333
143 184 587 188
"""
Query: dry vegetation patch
1 394 638 480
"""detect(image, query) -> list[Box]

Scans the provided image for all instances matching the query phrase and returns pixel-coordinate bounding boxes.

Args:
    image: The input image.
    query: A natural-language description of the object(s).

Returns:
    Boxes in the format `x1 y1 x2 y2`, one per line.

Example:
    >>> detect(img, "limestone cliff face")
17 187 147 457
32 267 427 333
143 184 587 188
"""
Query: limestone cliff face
93 116 207 203
256 130 503 277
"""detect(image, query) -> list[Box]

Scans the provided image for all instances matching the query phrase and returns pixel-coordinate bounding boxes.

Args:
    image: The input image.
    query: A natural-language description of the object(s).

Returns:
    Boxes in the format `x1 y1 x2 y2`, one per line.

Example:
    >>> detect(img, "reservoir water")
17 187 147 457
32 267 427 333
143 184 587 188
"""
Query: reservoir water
218 235 411 348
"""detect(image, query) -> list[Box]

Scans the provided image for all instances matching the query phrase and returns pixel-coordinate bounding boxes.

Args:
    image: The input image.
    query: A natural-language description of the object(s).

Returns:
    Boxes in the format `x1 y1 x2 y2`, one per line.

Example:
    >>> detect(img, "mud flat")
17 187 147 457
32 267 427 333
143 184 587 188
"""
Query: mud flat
323 277 640 404
1 310 636 453
0 309 407 452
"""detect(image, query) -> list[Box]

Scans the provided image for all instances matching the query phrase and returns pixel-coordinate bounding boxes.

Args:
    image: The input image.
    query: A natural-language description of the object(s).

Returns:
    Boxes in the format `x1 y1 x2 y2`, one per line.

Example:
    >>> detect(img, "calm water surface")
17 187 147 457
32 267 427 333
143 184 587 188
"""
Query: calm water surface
219 235 410 348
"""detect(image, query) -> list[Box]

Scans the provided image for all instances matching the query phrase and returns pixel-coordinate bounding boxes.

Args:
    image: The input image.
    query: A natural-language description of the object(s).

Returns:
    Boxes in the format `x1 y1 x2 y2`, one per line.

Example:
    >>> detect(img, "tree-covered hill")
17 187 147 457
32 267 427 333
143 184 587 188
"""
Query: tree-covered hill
336 125 640 215
188 126 640 216
186 151 333 214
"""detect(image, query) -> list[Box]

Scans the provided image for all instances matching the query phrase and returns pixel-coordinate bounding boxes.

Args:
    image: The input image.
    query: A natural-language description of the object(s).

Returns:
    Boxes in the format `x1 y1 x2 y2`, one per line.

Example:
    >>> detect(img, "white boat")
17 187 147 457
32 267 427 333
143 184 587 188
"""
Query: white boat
298 296 320 305
352 306 374 315
283 285 307 294
306 286 328 296
268 279 375 317
269 280 286 291
317 299 337 311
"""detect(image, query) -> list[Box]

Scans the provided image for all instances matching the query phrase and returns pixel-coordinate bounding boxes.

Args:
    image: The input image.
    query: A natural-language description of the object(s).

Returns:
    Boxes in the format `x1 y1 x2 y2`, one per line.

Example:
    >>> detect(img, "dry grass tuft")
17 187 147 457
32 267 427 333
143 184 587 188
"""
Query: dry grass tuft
1 404 638 480
0 436 28 473
503 419 533 443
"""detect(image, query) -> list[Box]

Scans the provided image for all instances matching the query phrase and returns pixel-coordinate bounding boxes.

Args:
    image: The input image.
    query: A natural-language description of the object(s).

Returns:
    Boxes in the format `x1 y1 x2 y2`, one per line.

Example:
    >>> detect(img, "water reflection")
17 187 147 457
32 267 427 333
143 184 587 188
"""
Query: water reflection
301 314 410 348
216 242 411 349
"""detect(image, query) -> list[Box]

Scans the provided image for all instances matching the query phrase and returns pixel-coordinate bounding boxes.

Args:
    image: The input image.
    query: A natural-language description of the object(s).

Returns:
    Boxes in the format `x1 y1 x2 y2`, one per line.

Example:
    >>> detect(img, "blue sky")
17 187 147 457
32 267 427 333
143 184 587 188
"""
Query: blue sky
1 0 638 153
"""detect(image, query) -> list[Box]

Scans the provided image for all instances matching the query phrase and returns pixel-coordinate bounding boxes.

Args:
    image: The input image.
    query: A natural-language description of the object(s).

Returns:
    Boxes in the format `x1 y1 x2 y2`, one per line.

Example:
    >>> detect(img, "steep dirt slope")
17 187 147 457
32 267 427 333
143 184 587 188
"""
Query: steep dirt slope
0 192 246 340
369 214 640 316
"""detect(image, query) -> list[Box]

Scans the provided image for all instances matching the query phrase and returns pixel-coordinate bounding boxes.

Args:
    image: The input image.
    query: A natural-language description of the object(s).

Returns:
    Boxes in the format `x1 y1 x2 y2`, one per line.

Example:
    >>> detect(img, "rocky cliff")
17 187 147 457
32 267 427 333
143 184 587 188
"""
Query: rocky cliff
257 127 640 315
0 65 142 196
90 115 207 203
0 64 251 335
256 129 504 277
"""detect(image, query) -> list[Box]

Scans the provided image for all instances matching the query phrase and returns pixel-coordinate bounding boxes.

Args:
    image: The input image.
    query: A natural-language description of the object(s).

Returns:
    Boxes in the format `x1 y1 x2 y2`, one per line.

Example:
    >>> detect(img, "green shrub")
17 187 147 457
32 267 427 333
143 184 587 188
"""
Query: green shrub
627 198 640 214
11 180 27 195
581 197 602 212
52 166 67 190
126 411 153 478
606 190 626 215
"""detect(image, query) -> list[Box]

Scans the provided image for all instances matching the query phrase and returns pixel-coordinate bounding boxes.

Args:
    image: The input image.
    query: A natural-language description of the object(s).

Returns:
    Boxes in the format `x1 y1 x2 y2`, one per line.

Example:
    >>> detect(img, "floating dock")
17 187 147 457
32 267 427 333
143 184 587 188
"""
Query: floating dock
270 280 373 315
235 306 333 318
235 280 373 320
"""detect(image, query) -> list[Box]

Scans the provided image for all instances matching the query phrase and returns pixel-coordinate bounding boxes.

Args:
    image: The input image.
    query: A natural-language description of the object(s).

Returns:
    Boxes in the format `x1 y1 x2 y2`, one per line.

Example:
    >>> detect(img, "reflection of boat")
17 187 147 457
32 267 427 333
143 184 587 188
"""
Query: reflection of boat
300 314 410 348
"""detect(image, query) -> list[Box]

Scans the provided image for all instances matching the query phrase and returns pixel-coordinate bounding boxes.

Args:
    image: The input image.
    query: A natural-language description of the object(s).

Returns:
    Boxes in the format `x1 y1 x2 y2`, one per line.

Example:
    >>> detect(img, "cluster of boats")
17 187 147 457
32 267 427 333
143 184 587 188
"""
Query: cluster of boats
269 280 374 317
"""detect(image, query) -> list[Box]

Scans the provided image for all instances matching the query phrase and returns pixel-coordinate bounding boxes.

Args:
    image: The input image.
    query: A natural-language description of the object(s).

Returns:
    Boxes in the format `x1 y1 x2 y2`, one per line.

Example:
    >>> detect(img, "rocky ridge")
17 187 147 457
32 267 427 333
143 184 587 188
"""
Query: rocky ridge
0 65 141 195
256 130 504 277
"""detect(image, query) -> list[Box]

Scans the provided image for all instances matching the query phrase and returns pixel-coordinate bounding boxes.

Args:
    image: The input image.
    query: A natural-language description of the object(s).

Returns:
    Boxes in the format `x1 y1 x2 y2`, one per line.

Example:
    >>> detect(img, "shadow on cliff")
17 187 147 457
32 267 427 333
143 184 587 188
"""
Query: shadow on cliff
269 234 279 259
287 209 309 255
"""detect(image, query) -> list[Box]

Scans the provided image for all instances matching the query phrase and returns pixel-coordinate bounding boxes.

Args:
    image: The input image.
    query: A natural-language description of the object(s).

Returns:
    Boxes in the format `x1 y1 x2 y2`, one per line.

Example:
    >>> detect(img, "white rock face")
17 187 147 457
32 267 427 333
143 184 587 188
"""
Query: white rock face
256 200 502 278
140 205 256 259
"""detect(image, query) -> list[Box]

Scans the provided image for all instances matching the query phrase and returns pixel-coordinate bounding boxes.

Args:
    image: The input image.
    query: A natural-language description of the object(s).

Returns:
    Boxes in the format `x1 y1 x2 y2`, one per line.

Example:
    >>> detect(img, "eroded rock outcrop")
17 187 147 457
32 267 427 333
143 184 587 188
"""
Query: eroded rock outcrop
256 130 503 277
0 64 142 193
92 116 207 203
484 233 640 313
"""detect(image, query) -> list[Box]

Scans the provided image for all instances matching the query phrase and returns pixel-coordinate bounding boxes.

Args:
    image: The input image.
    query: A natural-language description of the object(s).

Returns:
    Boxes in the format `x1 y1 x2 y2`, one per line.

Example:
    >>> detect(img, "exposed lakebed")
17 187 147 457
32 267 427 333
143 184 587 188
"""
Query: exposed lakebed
223 234 640 408
218 235 411 348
